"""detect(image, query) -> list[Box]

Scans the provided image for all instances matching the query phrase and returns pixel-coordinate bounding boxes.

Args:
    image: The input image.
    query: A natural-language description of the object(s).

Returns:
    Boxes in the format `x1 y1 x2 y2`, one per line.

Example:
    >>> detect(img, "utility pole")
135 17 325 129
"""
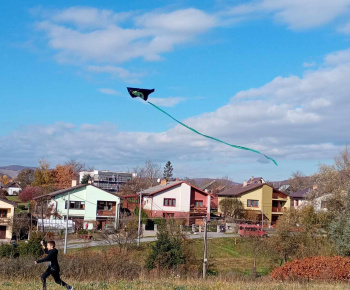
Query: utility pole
41 200 45 234
64 192 71 254
203 216 208 279
137 190 142 247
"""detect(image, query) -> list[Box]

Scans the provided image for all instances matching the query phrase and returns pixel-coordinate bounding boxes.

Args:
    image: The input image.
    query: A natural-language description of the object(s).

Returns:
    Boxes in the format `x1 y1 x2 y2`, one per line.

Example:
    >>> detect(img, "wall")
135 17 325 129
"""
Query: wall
0 200 15 239
53 185 120 221
143 183 191 214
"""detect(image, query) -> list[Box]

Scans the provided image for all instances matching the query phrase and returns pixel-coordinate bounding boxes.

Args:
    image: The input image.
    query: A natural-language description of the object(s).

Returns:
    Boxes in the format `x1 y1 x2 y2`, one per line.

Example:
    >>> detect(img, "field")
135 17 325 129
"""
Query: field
1 279 350 289
1 237 348 289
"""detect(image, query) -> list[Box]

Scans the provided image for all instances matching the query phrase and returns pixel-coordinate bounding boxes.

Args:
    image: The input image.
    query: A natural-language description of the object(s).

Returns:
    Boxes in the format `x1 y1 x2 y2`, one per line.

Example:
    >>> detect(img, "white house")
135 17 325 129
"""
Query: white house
4 182 22 196
139 179 210 225
34 184 120 230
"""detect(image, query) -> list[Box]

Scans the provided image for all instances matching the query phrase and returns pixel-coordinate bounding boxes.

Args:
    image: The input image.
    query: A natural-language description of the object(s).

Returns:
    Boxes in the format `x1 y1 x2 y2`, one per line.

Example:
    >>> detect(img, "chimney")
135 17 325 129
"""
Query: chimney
72 180 77 187
176 177 180 181
160 179 167 186
313 184 317 190
243 180 247 187
88 179 92 184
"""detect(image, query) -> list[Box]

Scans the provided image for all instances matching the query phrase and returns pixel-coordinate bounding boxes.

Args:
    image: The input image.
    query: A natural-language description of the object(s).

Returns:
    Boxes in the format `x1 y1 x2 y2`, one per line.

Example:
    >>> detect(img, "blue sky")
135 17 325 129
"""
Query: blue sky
1 0 350 182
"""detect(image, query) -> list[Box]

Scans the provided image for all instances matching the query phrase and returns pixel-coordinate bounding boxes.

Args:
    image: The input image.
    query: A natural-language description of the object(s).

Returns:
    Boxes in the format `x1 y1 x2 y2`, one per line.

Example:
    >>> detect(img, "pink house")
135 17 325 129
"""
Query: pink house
141 179 210 225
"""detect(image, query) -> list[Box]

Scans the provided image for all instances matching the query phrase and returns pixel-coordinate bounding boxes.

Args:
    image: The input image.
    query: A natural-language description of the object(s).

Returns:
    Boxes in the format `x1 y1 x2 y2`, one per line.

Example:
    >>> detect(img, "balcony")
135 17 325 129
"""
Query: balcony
96 210 116 217
272 193 287 200
271 207 285 213
190 206 207 214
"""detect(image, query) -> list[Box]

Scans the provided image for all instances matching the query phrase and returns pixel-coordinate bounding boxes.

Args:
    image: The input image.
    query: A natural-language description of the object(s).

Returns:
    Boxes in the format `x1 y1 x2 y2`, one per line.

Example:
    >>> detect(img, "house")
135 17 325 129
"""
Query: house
34 184 120 230
289 187 313 209
217 176 291 225
79 170 133 191
135 179 210 225
0 197 17 241
4 181 22 196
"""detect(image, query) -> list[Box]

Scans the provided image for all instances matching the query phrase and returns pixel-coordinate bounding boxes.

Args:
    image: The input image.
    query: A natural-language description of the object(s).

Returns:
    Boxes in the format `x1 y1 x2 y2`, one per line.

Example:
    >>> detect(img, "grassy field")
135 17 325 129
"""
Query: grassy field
1 279 350 290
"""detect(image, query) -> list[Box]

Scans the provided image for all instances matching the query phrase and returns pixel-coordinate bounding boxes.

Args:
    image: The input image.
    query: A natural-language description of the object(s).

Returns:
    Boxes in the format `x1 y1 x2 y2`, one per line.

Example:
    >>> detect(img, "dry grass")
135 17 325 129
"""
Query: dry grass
1 278 350 290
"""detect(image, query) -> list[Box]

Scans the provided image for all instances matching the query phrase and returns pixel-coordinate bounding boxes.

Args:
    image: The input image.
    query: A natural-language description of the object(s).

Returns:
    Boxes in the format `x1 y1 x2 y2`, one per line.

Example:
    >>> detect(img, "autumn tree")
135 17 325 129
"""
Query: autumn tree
53 164 76 189
32 159 55 193
19 186 43 202
16 168 35 189
162 161 173 181
0 175 11 185
288 171 314 193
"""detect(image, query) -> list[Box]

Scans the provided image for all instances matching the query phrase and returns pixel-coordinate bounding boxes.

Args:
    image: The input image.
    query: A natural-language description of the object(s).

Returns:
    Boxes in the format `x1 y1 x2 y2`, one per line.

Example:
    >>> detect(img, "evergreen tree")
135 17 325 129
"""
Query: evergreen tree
145 220 185 271
81 174 91 184
163 161 173 181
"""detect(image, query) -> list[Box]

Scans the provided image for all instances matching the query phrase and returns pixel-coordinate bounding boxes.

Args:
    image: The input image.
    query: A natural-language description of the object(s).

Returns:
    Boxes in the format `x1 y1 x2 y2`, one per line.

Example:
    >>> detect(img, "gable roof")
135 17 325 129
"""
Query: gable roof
289 187 312 198
33 184 119 200
140 181 209 197
218 182 287 198
4 181 21 189
0 197 17 207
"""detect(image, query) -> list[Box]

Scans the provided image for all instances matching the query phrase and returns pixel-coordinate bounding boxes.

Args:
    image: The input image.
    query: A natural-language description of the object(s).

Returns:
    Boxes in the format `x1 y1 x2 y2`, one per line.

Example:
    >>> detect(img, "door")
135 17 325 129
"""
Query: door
0 226 6 239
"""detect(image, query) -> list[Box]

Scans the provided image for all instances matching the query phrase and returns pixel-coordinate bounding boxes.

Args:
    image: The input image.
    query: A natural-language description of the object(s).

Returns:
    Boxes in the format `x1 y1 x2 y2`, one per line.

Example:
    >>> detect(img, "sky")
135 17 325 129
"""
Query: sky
1 0 350 182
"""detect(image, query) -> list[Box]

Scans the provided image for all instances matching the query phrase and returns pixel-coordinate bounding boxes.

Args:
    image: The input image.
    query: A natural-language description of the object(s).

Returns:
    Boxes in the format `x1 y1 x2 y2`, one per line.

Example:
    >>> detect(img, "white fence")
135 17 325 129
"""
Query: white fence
37 219 75 234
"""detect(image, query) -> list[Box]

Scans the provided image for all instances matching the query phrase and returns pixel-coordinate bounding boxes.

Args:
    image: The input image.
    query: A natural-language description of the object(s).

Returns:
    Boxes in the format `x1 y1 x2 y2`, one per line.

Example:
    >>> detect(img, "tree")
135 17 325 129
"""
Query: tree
329 189 350 256
121 159 161 194
163 161 173 181
16 169 35 189
53 164 76 189
288 171 314 193
12 213 31 241
219 198 244 219
0 175 11 185
19 186 43 202
145 220 185 271
81 174 91 184
32 159 55 193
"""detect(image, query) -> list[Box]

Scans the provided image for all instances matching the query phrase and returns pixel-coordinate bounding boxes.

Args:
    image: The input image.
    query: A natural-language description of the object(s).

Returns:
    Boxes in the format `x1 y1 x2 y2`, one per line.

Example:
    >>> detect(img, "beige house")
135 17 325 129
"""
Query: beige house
217 177 291 224
0 197 17 241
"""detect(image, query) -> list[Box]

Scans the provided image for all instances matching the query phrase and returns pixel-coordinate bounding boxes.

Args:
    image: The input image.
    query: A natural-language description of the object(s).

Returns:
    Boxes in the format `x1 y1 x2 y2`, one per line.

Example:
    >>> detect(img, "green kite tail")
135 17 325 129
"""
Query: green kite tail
148 101 278 166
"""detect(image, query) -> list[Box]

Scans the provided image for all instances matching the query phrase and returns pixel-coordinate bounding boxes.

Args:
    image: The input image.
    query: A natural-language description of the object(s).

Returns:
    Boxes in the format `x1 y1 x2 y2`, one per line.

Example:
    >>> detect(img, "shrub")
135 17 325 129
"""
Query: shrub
77 229 88 235
0 244 17 258
271 256 350 281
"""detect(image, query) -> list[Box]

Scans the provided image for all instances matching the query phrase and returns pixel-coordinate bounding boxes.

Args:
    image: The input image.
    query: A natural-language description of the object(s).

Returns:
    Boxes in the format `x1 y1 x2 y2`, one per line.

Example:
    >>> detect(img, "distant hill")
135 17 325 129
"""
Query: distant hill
0 165 36 179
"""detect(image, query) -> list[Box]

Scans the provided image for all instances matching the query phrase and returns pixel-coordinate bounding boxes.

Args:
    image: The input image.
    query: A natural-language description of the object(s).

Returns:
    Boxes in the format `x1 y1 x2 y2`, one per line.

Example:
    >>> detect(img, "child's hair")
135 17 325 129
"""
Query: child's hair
47 240 55 248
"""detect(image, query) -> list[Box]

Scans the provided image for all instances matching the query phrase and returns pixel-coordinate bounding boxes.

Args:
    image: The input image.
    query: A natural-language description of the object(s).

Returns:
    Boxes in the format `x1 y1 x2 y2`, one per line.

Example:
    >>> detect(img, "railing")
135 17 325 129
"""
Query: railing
96 210 116 216
0 218 11 224
271 207 285 212
190 206 207 214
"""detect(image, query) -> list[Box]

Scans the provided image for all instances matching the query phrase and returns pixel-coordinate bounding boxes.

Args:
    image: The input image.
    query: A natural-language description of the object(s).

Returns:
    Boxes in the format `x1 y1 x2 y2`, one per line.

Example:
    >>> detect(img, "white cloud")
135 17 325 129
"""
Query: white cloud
98 88 120 95
86 65 144 83
148 97 186 107
225 0 350 30
303 62 316 68
338 20 350 34
35 7 217 64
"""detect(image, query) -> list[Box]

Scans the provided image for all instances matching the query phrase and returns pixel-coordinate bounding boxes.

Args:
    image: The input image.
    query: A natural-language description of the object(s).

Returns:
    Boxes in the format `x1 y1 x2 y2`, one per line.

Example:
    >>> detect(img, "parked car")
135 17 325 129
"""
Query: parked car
238 224 267 237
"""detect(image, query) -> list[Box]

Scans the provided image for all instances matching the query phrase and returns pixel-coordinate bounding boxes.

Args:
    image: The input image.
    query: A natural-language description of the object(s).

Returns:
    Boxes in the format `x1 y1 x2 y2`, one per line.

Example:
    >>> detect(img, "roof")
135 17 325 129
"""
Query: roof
4 181 21 188
140 181 209 197
218 182 287 197
33 184 119 200
0 197 17 207
289 187 313 198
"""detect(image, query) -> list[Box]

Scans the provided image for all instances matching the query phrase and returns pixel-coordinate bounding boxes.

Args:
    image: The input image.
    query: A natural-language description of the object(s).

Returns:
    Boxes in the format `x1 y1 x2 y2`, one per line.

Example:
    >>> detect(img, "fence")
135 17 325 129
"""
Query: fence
37 219 75 234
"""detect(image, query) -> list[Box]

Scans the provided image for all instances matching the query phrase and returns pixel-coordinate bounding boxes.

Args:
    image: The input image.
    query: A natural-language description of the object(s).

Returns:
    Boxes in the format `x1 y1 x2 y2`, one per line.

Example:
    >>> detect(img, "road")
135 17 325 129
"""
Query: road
65 232 240 250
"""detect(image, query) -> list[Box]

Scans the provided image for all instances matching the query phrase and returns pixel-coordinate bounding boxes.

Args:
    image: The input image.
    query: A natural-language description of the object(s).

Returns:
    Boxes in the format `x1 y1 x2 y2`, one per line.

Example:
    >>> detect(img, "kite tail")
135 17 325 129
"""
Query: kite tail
147 101 278 166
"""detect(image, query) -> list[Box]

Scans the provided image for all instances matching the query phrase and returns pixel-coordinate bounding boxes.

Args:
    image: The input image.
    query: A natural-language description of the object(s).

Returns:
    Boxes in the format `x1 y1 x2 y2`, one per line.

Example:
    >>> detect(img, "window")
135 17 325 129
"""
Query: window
247 200 259 207
163 213 175 218
195 200 203 207
65 201 85 210
97 201 114 211
0 209 7 218
163 198 176 206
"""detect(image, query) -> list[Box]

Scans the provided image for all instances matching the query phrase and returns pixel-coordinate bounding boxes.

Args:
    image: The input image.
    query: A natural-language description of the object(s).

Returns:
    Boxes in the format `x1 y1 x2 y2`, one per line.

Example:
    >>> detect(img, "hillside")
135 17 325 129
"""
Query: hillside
0 165 35 179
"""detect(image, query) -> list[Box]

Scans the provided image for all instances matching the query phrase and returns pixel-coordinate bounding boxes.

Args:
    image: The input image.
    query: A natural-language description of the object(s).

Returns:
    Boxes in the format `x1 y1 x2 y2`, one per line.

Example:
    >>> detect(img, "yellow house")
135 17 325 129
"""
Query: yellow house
217 177 291 224
0 197 17 241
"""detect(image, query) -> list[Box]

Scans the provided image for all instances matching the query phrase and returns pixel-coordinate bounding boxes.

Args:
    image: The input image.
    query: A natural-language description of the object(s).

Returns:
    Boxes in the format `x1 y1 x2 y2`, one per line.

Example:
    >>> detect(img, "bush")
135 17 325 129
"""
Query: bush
0 244 17 258
77 229 88 235
271 256 350 281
